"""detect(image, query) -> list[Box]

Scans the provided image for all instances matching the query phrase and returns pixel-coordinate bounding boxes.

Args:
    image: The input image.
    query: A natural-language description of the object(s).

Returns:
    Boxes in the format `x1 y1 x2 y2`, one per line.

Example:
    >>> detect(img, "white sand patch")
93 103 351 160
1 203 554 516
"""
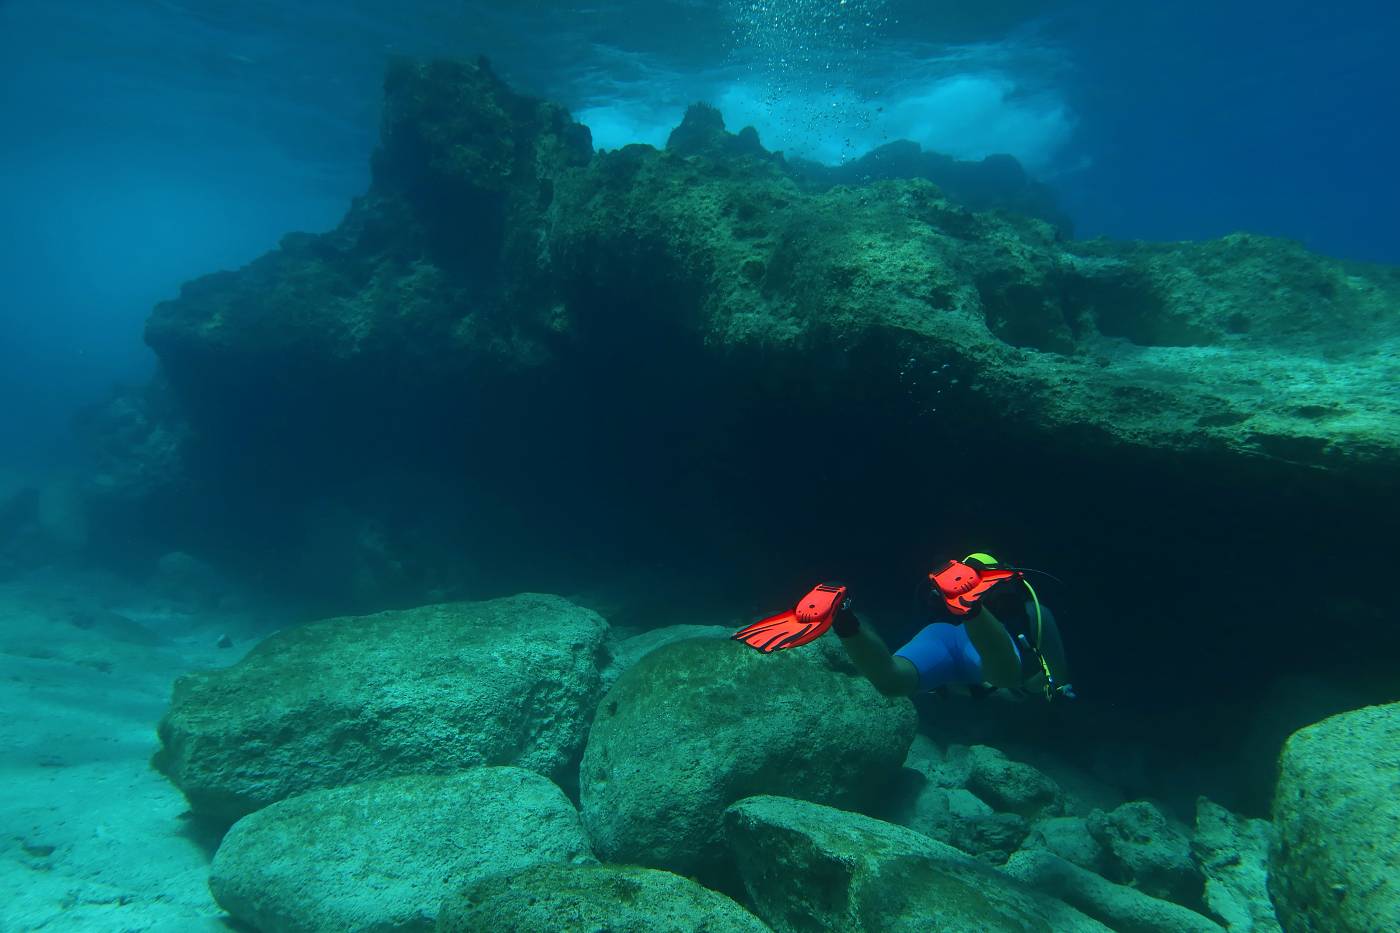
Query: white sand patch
0 577 256 932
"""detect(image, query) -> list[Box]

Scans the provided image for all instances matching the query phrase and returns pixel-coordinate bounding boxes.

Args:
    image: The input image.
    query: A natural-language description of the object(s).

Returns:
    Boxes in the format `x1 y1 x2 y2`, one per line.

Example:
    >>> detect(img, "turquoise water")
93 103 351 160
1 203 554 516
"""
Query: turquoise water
0 2 1397 930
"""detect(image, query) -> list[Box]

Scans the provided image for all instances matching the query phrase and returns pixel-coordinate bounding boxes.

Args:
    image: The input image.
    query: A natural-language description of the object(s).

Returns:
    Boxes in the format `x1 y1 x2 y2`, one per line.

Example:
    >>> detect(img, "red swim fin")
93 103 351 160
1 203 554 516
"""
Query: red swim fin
732 609 819 653
733 583 847 652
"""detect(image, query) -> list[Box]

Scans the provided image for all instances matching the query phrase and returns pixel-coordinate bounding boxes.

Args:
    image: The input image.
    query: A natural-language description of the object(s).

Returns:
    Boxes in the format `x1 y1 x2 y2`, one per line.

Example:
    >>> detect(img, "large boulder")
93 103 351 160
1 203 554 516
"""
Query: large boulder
1271 702 1400 932
600 622 733 691
1192 797 1280 933
155 594 609 823
724 795 1109 932
437 863 769 932
210 768 595 933
580 636 916 883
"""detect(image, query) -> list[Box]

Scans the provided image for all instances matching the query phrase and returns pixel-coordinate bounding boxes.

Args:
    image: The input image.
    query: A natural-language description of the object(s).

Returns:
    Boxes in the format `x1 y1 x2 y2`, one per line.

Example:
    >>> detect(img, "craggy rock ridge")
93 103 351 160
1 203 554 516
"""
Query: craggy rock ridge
97 58 1400 704
144 58 1400 482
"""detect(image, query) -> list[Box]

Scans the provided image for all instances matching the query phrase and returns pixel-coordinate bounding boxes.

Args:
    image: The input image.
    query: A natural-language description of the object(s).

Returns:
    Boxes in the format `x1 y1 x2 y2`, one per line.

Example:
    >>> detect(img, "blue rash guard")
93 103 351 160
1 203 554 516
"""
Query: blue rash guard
894 602 1052 692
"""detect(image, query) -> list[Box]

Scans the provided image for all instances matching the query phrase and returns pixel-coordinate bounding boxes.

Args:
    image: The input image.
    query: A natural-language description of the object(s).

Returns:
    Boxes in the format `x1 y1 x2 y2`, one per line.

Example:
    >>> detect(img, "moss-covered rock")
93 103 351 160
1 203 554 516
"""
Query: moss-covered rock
135 57 1400 513
724 795 1109 932
210 768 595 933
1271 703 1400 932
580 637 916 883
437 863 769 932
155 594 608 823
600 622 734 692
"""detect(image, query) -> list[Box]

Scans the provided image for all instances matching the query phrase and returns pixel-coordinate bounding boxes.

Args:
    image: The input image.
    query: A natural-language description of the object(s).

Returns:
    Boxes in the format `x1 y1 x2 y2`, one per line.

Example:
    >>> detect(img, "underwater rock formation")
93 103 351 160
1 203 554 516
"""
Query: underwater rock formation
580 637 915 884
788 139 1071 234
155 594 608 823
1004 849 1225 933
724 794 1109 932
888 779 1031 864
1088 800 1205 909
1271 702 1400 932
209 768 594 932
964 743 1064 819
90 56 1400 747
599 622 734 691
136 59 1400 486
1022 816 1111 875
1192 797 1280 933
438 863 770 932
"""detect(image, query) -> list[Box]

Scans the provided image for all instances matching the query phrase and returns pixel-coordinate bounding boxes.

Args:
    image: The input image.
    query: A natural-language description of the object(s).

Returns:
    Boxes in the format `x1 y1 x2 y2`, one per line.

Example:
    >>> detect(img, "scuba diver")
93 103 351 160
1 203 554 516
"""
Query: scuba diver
733 553 1074 701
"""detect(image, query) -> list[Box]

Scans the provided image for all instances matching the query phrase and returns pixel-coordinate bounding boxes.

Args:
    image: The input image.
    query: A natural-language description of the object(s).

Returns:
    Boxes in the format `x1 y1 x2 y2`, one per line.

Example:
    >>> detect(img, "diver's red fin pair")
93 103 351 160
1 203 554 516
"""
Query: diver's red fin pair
733 583 847 652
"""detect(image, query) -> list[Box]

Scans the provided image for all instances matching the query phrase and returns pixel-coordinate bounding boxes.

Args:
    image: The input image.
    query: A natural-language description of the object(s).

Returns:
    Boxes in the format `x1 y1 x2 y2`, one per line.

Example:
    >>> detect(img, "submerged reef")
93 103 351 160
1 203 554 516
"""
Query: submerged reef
87 57 1400 724
138 59 1400 482
117 56 1400 933
79 59 1400 827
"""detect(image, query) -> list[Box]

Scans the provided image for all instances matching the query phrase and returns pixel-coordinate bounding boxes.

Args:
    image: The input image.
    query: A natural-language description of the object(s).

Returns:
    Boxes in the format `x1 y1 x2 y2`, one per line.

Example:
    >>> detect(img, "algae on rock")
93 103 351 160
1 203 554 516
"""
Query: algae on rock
438 863 769 933
155 594 609 823
724 794 1109 932
580 636 916 884
210 768 595 933
1271 702 1400 932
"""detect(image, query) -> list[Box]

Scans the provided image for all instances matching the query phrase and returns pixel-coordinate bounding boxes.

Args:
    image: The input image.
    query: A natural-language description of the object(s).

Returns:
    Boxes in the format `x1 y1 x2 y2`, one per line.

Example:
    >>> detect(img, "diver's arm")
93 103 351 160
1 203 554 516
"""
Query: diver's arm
964 607 1022 688
835 609 921 697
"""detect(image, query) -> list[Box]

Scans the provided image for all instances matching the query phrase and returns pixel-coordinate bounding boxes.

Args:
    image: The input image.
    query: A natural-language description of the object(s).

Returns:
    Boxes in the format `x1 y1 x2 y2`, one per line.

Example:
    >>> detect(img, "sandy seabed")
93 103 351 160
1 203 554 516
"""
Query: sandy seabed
0 573 254 932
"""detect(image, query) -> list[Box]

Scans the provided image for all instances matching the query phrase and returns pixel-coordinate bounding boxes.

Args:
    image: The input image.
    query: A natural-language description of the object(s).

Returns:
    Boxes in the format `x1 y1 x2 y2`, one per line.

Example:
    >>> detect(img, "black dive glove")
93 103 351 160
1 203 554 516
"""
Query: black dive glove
833 600 861 638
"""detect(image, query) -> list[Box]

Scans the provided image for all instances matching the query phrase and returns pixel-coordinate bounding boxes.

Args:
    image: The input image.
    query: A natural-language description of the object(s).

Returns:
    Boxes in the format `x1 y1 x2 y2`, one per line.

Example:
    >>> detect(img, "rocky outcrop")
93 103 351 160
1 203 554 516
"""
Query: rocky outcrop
1271 703 1400 932
885 740 1076 864
155 594 609 823
124 58 1400 542
1088 801 1205 909
889 780 1030 864
83 57 1400 704
438 863 769 932
724 795 1109 932
788 139 1071 234
1005 849 1225 933
579 637 915 884
209 768 595 932
1192 797 1280 933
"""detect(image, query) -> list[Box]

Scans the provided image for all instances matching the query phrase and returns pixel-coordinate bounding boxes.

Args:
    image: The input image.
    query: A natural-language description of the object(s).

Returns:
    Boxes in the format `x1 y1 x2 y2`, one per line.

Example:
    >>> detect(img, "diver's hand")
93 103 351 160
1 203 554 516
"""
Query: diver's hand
832 593 860 638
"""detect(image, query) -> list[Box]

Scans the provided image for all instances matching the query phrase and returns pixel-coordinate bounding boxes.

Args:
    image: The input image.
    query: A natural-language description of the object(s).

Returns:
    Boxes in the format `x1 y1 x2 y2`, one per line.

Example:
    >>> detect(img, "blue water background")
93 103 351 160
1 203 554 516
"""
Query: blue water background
1 0 1395 461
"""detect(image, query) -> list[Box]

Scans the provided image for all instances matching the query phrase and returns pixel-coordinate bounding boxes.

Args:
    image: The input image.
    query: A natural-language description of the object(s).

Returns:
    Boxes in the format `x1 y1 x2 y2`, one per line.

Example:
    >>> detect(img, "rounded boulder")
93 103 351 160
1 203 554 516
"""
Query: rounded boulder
1271 702 1400 932
580 636 916 882
156 594 609 823
211 767 595 933
437 863 769 932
